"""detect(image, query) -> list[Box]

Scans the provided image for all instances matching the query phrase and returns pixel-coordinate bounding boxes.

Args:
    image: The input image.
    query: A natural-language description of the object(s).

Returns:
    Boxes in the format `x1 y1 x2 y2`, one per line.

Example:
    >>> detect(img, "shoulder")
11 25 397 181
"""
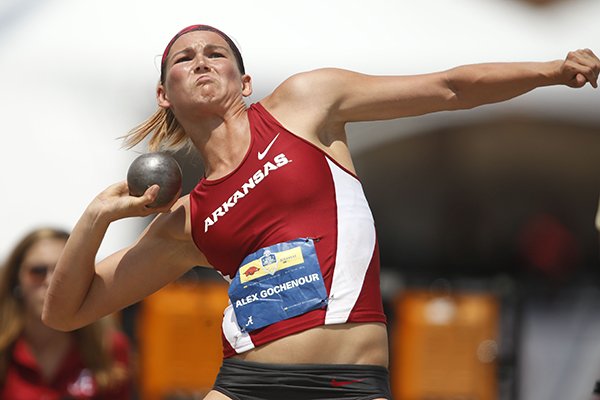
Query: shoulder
278 68 355 94
260 68 361 128
264 68 355 106
145 195 191 242
138 195 208 266
160 195 211 267
282 68 350 85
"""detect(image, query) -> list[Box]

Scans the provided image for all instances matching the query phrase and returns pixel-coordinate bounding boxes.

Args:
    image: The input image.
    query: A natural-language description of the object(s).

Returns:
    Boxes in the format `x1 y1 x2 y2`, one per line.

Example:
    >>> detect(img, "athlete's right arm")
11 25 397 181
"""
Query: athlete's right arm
42 181 209 331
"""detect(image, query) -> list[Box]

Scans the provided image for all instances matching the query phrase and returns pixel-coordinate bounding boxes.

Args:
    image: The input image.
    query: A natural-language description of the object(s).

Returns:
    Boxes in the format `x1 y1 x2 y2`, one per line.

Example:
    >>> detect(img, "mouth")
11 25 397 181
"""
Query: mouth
195 75 213 85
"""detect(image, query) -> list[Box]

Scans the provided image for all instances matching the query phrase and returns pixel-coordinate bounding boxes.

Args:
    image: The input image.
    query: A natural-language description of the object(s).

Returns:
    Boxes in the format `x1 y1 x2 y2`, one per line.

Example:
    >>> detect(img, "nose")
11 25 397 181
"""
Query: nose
193 57 210 73
43 268 55 285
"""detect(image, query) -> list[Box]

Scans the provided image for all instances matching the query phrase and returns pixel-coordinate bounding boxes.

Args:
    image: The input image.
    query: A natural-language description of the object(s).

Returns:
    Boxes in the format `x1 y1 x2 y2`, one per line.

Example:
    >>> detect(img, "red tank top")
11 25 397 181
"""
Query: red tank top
189 103 386 358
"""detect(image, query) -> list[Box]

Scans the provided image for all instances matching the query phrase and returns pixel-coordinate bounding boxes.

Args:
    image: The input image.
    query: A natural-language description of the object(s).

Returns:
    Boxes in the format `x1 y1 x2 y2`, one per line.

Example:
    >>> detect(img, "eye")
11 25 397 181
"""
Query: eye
25 264 50 283
174 56 192 64
208 52 225 58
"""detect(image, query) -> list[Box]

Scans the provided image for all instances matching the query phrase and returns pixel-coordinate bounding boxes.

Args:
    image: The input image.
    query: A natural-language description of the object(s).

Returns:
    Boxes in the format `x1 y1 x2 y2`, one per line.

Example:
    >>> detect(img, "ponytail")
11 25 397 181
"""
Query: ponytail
122 107 190 152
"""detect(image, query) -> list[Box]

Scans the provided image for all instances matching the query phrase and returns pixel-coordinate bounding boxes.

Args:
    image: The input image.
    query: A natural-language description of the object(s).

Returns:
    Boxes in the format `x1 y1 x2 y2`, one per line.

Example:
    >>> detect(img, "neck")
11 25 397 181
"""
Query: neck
23 313 71 352
184 102 251 180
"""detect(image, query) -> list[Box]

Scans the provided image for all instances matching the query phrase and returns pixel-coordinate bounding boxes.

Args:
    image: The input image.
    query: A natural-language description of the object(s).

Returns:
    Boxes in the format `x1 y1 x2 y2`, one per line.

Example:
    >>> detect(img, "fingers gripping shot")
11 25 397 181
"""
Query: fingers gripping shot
42 22 600 400
127 152 183 208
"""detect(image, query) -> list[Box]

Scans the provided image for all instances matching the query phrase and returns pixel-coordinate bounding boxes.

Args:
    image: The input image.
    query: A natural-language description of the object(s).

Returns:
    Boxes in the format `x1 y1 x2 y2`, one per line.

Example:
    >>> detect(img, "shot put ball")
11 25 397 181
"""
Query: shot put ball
127 152 182 207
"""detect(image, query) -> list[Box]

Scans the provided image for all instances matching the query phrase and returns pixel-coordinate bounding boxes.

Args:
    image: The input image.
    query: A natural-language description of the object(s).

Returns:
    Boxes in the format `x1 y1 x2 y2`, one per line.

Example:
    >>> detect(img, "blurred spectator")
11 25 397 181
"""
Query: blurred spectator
0 227 132 399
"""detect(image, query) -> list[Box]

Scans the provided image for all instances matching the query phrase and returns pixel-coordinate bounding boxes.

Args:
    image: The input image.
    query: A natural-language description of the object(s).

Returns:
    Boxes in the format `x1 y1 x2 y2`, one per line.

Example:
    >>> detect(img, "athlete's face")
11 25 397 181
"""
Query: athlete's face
158 31 251 115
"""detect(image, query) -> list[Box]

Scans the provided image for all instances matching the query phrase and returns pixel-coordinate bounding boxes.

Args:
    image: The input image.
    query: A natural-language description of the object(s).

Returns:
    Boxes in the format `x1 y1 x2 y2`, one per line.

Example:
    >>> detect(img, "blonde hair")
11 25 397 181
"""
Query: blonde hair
0 228 129 391
122 105 192 152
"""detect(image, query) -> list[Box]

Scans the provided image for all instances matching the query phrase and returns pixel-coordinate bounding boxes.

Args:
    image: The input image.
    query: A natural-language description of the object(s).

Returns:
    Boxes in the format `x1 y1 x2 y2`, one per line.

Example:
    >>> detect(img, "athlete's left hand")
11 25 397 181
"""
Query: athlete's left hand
558 48 599 88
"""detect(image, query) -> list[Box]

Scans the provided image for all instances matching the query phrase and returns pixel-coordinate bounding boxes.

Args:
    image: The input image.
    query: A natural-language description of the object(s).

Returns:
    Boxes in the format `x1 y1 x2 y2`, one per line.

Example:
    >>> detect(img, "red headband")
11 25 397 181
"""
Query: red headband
160 24 245 82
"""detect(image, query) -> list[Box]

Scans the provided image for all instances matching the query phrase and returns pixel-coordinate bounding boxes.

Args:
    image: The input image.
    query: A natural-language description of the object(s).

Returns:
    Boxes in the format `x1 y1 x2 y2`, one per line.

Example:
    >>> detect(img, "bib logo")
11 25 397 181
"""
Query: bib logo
204 153 290 232
260 249 278 275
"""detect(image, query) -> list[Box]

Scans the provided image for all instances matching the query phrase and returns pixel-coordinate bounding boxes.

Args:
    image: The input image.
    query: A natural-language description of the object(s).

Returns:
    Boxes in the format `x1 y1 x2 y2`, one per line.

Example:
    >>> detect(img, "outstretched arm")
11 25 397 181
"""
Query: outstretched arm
261 48 598 173
42 182 208 331
342 49 598 121
269 48 599 126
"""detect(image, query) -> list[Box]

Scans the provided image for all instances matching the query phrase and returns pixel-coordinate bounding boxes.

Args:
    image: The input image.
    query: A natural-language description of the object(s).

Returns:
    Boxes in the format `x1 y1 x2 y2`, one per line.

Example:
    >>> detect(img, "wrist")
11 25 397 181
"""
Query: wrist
540 60 564 86
83 201 114 229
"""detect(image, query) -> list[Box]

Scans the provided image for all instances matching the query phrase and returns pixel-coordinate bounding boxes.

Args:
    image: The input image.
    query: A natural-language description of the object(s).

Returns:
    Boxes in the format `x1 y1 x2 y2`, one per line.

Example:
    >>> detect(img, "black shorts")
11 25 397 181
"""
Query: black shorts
213 358 392 400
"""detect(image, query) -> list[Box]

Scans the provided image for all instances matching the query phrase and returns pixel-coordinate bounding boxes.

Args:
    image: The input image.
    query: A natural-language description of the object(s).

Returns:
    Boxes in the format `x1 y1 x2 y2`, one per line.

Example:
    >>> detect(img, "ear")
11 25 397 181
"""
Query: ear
157 84 171 109
241 74 253 97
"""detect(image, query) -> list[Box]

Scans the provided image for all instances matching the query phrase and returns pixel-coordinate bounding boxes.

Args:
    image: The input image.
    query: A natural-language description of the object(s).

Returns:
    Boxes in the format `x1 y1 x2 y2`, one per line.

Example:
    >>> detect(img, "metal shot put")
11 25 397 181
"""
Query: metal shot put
127 152 182 207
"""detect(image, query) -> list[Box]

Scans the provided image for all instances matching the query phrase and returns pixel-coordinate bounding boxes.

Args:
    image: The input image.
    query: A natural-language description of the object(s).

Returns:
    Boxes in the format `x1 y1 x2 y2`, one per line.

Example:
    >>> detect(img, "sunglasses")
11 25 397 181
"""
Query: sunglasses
23 264 53 284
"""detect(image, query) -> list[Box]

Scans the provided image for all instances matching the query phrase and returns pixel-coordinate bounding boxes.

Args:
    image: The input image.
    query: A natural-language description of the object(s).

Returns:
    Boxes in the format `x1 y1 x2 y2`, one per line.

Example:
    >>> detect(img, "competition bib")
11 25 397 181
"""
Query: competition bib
229 238 328 332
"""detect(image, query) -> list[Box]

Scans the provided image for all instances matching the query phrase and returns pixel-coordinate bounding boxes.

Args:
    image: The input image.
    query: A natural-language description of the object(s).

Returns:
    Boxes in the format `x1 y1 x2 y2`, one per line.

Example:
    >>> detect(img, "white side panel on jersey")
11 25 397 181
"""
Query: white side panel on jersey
222 301 256 353
324 158 376 325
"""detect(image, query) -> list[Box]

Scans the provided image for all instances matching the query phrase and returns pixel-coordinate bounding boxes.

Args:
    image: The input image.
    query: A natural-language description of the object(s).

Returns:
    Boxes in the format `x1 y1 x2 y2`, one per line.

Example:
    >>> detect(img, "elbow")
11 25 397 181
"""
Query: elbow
441 90 473 112
41 304 80 332
445 89 478 111
444 72 477 111
41 311 69 332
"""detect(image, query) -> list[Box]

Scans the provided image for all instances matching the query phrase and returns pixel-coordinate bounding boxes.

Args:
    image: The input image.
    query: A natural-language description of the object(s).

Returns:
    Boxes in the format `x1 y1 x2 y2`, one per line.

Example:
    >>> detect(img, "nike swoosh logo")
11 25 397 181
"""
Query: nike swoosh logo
257 133 280 160
330 378 365 387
